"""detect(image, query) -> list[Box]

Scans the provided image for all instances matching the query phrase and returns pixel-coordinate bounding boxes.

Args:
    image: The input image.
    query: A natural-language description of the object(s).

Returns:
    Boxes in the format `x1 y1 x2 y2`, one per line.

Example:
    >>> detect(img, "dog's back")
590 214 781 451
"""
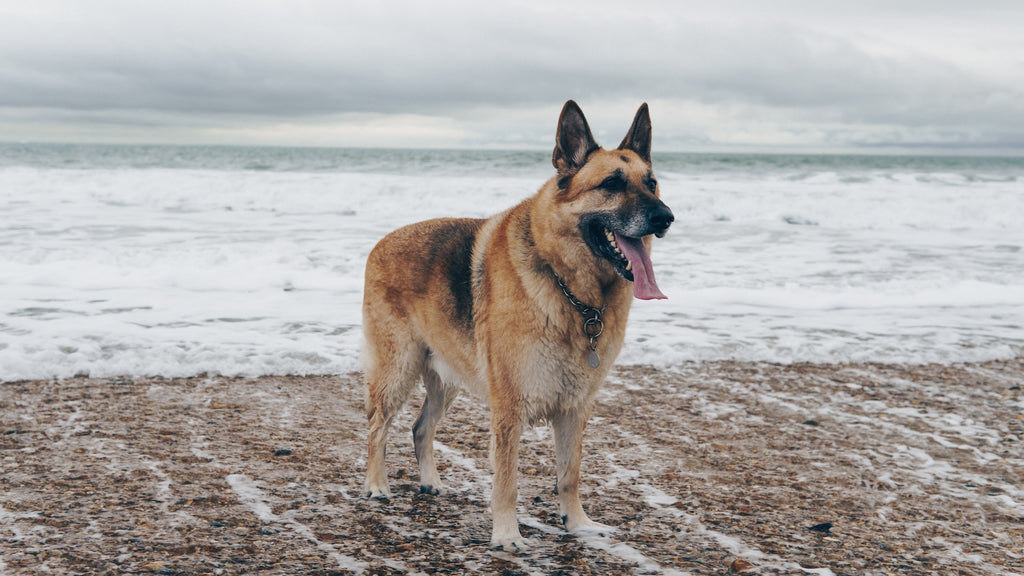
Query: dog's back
362 216 483 401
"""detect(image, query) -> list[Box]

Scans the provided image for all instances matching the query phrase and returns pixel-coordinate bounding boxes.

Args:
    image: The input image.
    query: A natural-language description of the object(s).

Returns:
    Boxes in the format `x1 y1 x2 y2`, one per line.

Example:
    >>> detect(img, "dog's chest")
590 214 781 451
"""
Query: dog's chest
517 341 608 422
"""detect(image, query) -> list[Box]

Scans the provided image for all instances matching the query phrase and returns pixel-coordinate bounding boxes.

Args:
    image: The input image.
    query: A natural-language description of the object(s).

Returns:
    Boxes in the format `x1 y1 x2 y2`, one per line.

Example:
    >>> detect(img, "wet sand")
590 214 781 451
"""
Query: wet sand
2 359 1022 575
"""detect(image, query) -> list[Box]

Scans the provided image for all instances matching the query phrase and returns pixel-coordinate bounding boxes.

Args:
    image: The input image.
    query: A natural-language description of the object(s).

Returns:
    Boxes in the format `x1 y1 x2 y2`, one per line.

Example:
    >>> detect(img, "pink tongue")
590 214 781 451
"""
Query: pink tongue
613 232 667 300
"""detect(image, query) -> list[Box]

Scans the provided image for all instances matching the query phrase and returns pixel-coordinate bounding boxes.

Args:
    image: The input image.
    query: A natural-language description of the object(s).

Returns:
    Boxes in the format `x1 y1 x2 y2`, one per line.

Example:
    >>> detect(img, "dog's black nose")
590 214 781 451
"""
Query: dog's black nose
648 204 674 233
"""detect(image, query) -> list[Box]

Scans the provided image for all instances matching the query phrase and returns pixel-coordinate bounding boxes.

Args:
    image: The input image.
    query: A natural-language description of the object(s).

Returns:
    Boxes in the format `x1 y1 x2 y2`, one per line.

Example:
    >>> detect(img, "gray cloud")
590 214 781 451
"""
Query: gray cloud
1 0 1021 150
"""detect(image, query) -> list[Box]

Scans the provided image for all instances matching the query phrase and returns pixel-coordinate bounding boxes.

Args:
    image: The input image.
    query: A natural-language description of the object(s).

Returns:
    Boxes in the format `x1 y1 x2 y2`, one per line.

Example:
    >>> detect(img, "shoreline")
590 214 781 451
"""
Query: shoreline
2 358 1022 574
6 353 1024 385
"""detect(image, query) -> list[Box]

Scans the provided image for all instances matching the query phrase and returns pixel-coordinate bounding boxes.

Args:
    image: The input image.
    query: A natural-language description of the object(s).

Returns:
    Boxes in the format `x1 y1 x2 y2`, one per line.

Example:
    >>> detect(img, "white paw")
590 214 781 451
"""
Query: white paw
490 534 531 551
364 485 391 500
566 517 617 537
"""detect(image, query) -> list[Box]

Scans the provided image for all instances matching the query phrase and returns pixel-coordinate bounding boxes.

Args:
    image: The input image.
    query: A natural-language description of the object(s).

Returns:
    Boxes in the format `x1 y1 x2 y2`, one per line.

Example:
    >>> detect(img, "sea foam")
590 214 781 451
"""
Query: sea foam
1 147 1022 380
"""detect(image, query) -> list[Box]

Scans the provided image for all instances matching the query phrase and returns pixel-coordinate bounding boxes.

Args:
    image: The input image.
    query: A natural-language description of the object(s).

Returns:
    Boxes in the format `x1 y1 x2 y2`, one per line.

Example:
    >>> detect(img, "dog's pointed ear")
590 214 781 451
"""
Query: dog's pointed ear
618 103 652 163
552 100 599 180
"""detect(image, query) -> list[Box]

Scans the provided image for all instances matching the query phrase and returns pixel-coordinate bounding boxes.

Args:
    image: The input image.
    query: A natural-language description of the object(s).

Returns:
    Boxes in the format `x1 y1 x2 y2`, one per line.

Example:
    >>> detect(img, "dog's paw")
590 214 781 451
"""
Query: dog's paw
418 483 444 496
364 486 391 500
564 516 617 537
490 535 531 551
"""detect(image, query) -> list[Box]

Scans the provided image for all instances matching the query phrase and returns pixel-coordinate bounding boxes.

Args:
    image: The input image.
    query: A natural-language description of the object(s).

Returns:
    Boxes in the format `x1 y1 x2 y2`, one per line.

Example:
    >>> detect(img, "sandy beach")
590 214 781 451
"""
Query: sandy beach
2 359 1022 575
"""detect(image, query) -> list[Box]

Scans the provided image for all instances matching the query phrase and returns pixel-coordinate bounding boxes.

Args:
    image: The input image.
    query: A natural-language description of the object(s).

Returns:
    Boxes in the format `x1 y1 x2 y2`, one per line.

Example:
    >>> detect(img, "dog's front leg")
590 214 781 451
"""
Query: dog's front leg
552 407 615 536
489 394 527 550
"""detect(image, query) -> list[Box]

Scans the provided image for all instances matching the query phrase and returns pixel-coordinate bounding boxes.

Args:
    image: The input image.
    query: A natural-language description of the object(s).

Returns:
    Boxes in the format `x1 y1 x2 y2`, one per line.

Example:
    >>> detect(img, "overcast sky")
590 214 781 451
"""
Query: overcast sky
1 0 1022 152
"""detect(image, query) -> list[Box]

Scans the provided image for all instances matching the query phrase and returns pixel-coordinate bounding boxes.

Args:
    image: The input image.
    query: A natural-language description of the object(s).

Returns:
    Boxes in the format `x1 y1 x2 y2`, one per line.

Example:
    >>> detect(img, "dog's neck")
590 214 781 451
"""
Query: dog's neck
552 271 605 321
552 271 606 369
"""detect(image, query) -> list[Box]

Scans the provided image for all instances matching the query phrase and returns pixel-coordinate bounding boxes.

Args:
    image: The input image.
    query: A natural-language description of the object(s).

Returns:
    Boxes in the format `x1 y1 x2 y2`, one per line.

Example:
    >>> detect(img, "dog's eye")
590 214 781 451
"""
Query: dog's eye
646 178 658 193
600 174 626 192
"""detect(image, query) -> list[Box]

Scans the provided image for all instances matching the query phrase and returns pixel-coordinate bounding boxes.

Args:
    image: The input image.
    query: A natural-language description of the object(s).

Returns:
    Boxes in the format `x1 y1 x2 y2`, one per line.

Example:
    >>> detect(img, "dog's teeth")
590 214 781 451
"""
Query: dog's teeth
626 261 632 271
605 229 618 249
604 228 626 259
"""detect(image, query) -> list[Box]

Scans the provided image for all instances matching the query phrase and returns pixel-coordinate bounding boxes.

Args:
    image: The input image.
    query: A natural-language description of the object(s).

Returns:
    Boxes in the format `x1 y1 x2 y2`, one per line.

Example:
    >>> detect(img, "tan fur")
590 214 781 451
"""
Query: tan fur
361 101 672 549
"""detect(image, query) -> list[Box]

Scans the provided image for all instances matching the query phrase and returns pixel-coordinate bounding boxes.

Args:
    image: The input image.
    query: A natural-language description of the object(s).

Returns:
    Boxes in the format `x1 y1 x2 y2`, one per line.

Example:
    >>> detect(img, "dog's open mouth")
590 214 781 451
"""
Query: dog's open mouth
587 223 667 300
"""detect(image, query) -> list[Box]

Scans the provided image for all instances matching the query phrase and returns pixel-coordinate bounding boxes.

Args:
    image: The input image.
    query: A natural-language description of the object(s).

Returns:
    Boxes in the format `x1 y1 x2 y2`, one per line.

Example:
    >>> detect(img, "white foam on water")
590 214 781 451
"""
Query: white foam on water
1 150 1022 380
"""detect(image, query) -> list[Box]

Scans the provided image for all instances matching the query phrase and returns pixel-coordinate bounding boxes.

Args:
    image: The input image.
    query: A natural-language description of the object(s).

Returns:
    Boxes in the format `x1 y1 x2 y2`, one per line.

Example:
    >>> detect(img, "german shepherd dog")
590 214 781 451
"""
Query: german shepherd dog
362 100 673 549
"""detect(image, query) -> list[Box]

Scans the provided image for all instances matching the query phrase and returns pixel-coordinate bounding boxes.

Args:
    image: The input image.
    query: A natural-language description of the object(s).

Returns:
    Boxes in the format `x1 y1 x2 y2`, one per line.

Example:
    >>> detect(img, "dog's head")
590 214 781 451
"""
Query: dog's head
549 100 674 300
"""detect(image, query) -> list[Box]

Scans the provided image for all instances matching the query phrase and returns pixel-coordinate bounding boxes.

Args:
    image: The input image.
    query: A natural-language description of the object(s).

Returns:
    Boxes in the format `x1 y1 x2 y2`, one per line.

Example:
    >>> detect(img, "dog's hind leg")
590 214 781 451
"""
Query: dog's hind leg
363 336 424 500
552 407 616 535
413 364 459 495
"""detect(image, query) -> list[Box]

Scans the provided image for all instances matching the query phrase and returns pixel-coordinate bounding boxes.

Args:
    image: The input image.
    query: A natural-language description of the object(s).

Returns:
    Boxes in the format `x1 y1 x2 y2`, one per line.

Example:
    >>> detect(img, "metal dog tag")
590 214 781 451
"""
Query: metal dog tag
587 350 601 369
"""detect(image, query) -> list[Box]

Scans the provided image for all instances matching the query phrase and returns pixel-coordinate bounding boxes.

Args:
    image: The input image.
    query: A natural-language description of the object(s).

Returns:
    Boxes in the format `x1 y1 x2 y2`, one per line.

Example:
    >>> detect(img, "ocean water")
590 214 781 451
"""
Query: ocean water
1 143 1022 381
